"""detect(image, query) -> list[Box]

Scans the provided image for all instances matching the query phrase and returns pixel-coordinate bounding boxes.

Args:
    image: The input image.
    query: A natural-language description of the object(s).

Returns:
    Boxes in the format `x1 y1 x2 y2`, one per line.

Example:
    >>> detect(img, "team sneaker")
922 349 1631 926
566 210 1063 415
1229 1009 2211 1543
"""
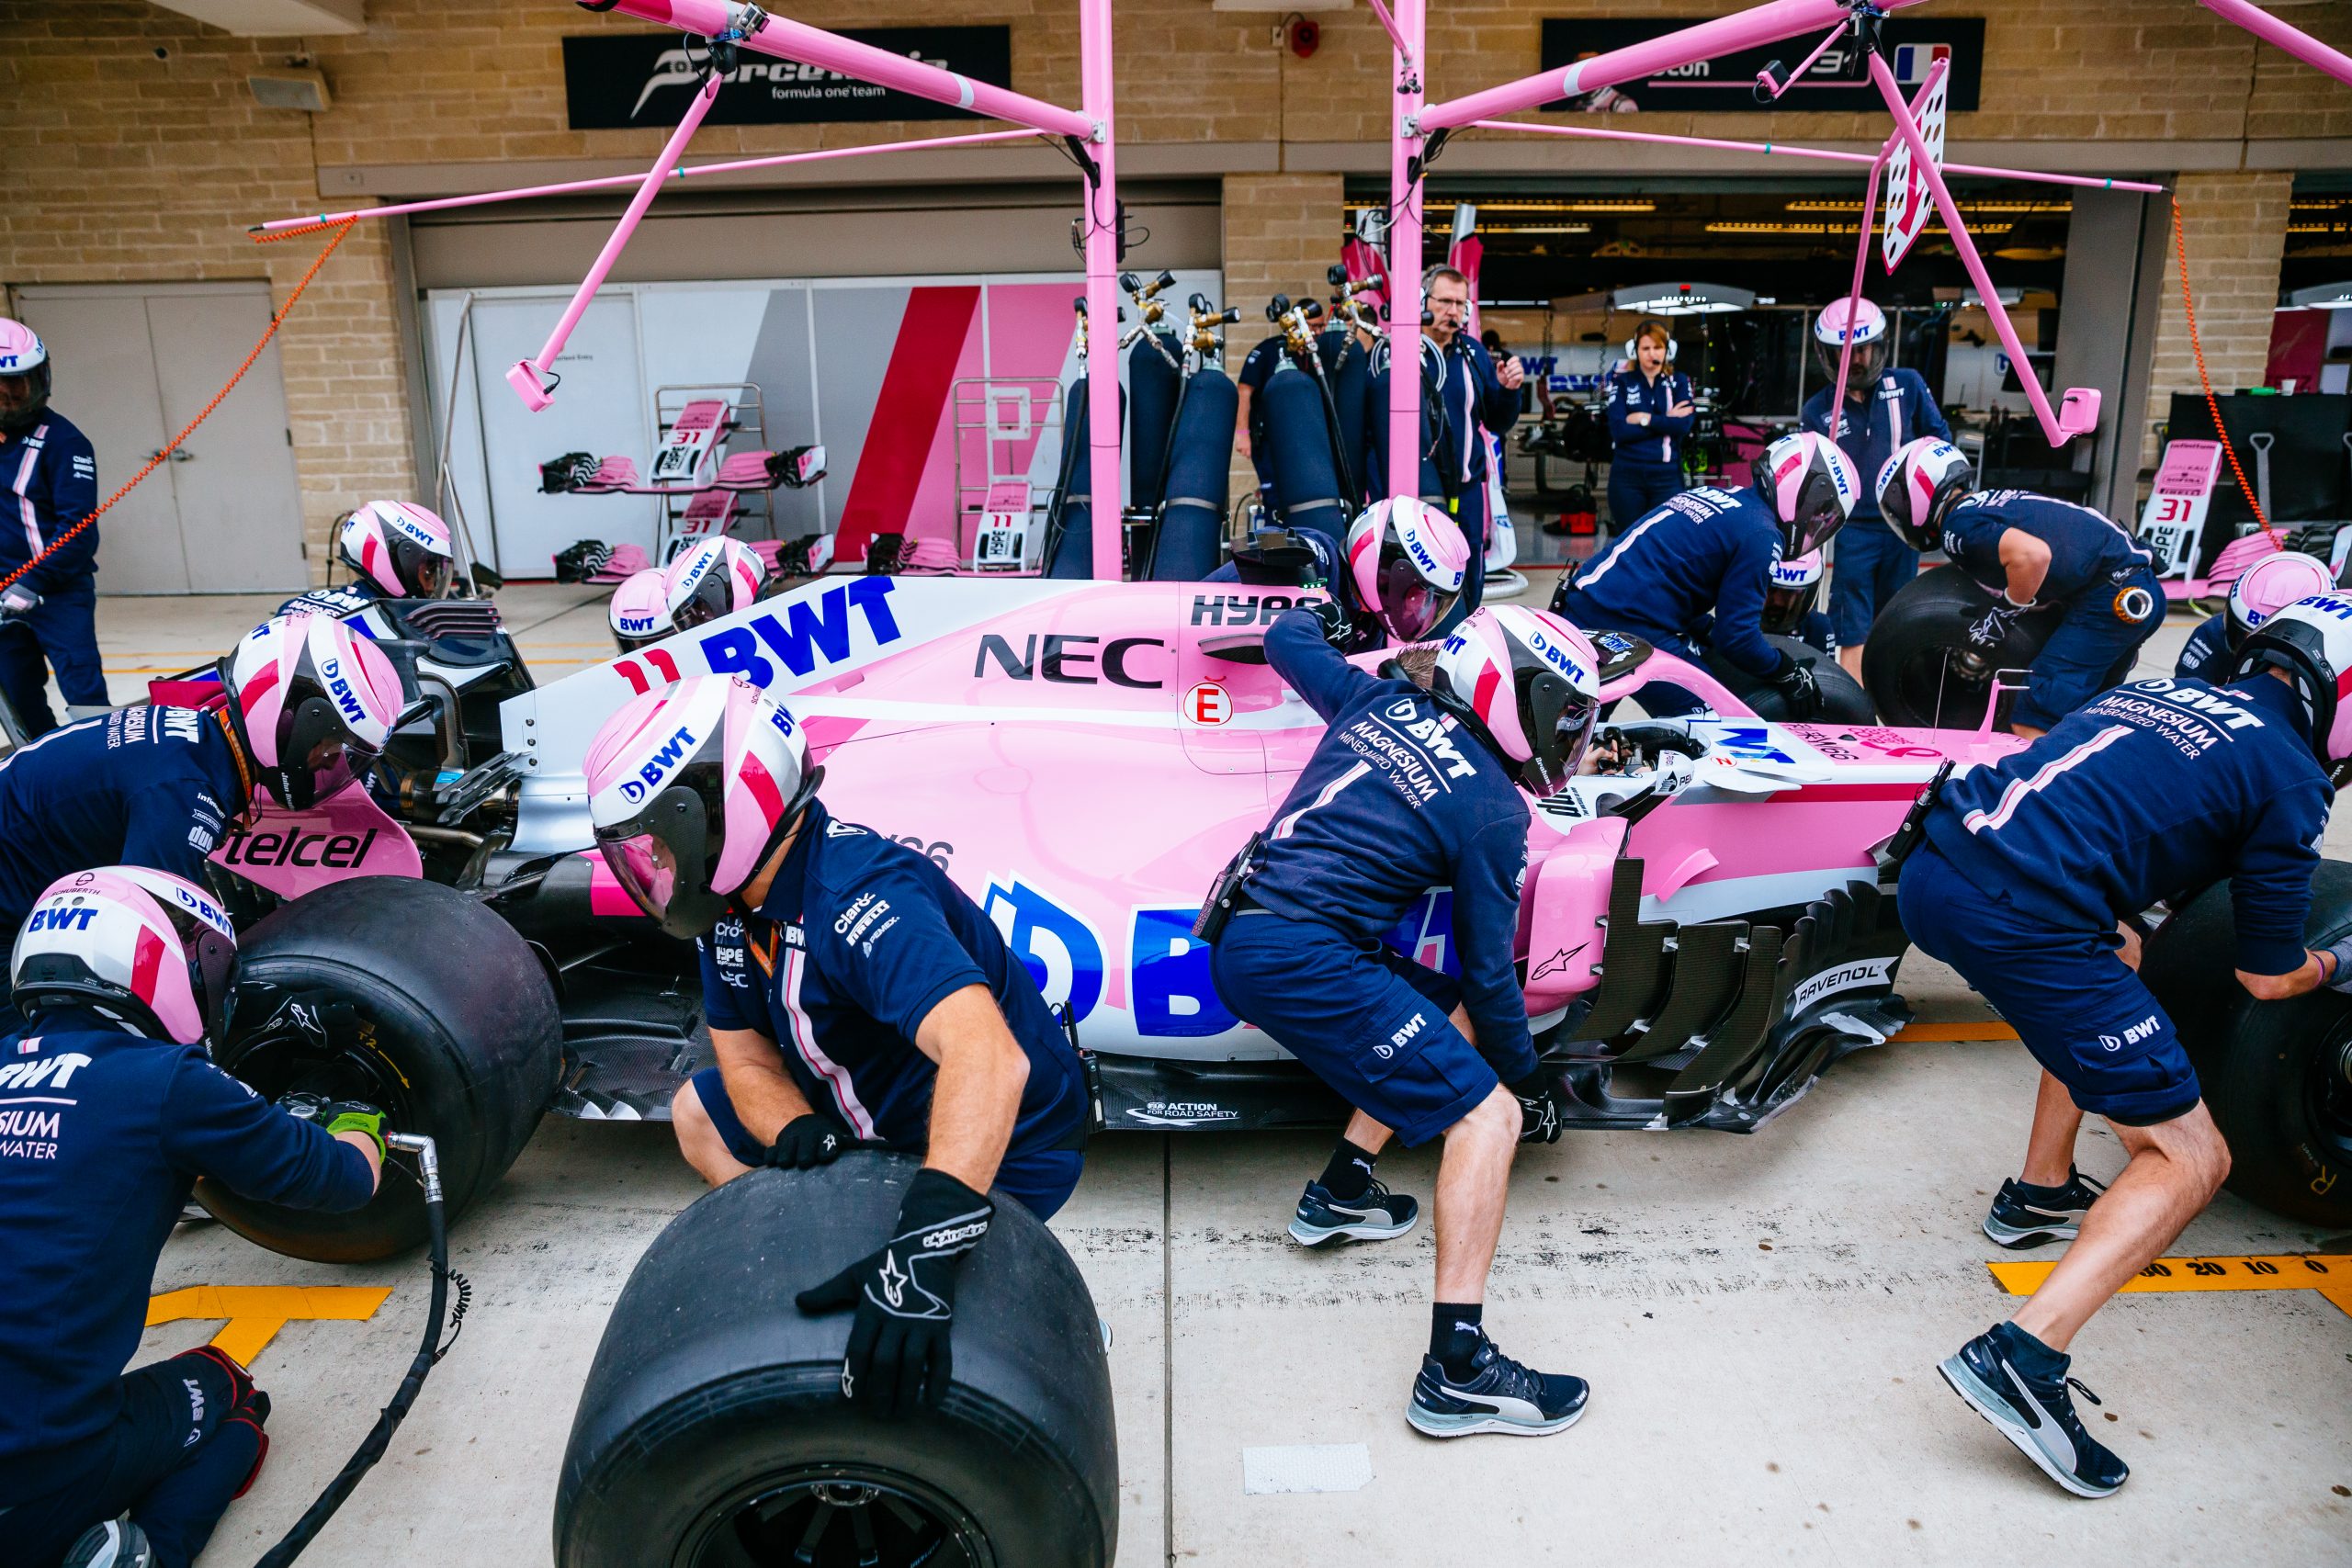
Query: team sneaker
1982 1168 2108 1248
63 1520 153 1568
1938 1323 2130 1498
1288 1177 1419 1247
1407 1337 1589 1438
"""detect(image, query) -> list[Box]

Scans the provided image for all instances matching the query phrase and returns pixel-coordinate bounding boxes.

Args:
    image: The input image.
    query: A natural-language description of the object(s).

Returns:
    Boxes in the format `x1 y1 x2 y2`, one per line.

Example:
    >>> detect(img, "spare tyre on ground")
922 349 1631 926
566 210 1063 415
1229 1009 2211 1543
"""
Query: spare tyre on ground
198 875 564 1263
557 1154 1118 1568
2142 861 2352 1231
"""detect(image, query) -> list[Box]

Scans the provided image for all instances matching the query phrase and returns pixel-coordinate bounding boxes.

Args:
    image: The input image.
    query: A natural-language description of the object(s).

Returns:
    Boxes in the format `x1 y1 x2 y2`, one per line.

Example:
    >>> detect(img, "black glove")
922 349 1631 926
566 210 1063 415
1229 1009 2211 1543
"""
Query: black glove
796 1168 994 1415
235 985 362 1054
1306 594 1351 649
764 1112 847 1170
1509 1069 1567 1145
1769 653 1824 721
1965 597 2031 649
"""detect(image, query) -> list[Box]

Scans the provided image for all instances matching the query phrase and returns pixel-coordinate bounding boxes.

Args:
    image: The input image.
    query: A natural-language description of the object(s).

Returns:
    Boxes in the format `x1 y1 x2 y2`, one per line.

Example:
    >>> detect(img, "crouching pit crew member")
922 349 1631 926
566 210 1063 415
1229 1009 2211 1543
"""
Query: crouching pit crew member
584 675 1090 1413
1210 604 1599 1438
1553 431 1855 718
1898 595 2352 1497
2174 549 2333 684
0 868 382 1568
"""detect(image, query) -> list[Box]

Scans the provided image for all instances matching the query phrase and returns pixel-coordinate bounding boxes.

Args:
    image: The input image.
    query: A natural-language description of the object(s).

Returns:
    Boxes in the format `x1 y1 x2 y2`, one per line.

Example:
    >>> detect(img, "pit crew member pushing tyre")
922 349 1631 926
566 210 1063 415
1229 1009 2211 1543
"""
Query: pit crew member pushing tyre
2173 549 2333 683
583 675 1091 1414
1209 604 1600 1438
0 319 108 739
1551 430 1856 718
1899 596 2352 1498
0 868 382 1568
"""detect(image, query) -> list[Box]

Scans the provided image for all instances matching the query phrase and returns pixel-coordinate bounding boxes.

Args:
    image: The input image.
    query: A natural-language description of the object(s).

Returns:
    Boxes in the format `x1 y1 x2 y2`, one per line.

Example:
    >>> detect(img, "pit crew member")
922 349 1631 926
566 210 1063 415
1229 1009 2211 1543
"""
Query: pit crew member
1552 431 1856 718
2174 549 2333 683
1209 499 1467 653
1800 298 1951 679
0 613 400 1018
660 536 765 636
583 675 1090 1414
1210 604 1599 1438
1603 321 1693 529
1900 596 2352 1497
0 318 108 738
1761 548 1838 659
0 867 381 1568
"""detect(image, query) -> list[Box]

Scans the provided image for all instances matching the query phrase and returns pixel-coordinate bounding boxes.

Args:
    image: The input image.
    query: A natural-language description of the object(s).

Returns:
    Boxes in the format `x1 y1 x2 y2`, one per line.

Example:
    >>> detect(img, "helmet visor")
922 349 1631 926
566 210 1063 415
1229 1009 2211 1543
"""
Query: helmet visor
597 828 682 924
1782 479 1849 559
275 699 380 809
411 549 455 599
1761 583 1810 635
1815 337 1885 384
1520 677 1600 798
1375 546 1458 643
672 571 734 632
591 783 729 939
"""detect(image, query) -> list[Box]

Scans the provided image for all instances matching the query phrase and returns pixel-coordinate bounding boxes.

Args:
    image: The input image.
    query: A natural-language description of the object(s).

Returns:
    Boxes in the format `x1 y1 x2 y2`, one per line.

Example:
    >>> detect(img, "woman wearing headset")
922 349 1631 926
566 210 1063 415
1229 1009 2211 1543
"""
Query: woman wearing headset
1603 321 1695 531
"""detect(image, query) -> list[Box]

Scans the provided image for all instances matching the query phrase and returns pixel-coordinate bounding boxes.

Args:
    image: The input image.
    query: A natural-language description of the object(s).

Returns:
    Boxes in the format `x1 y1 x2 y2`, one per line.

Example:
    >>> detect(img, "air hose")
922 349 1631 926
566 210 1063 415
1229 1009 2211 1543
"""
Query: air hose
251 1133 468 1568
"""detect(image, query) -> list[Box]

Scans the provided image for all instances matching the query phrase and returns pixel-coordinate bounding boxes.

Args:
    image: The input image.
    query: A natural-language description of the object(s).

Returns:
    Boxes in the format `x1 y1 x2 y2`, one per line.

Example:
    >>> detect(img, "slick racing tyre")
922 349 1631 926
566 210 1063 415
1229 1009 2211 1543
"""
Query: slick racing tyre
198 875 563 1262
556 1155 1118 1568
1713 632 1875 723
1862 566 2062 730
2143 862 2352 1230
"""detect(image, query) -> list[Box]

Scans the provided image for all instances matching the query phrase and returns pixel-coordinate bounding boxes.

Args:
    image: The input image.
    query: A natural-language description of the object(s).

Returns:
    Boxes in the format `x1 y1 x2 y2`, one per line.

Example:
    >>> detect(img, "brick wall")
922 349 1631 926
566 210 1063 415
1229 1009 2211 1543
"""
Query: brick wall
2143 171 2295 470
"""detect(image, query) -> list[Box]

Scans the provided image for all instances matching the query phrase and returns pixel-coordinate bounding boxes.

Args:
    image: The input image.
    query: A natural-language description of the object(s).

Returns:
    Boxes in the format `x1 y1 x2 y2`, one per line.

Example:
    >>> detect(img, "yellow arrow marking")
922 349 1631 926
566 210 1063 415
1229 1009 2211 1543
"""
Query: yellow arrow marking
1987 1254 2352 1319
146 1285 394 1366
1891 1021 2020 1043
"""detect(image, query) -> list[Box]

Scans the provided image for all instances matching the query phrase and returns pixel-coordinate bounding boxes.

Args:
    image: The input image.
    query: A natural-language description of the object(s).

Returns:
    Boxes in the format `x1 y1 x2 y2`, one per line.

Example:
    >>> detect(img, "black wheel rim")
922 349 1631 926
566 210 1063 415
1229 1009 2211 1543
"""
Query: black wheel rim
2311 1015 2352 1174
1886 646 1996 730
681 1465 993 1568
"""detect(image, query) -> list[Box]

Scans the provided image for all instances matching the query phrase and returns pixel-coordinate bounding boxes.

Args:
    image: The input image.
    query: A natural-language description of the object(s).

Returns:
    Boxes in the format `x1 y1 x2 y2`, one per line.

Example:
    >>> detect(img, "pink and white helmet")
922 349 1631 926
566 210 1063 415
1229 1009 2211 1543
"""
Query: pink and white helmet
1875 436 1975 551
11 866 237 1046
608 568 674 653
662 538 765 633
1749 431 1859 557
583 674 821 939
1813 297 1888 380
1346 497 1470 643
220 611 404 810
2229 593 2352 774
1430 605 1602 797
337 500 456 599
1762 548 1826 637
2226 550 2335 650
0 318 52 433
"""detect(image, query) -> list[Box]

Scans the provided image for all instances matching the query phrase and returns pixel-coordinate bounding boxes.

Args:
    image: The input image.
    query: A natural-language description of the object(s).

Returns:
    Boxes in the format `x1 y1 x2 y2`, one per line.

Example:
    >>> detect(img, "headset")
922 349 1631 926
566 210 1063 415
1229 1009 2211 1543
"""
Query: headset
1623 320 1678 364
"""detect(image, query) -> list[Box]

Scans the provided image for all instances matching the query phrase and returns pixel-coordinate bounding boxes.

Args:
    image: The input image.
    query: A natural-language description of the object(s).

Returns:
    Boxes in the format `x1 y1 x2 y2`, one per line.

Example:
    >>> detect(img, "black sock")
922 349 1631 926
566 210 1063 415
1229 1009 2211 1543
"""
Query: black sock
1431 1302 1485 1379
1318 1138 1377 1201
2013 1167 2078 1198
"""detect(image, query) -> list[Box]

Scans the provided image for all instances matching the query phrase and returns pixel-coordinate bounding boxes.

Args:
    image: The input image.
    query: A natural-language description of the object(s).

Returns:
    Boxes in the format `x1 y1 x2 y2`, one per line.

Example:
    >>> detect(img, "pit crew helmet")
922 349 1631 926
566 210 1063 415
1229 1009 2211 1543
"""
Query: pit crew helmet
1749 431 1859 558
11 867 237 1047
1430 605 1602 797
2227 595 2352 777
1875 437 1976 552
337 500 456 600
1760 548 1825 637
1347 497 1469 643
662 537 765 633
583 674 823 941
1813 297 1888 382
0 318 51 434
2226 550 2335 651
608 568 674 653
220 611 403 810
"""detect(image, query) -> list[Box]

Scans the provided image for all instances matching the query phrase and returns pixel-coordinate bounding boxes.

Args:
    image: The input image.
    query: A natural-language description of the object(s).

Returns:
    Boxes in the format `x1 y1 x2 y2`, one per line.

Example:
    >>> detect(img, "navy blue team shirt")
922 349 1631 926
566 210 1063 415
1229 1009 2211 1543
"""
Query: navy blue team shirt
1927 672 2328 976
0 707 248 938
1561 485 1784 678
697 798 1085 1155
1244 610 1537 1084
0 410 101 592
1605 366 1695 468
0 1011 375 1504
1800 368 1950 525
1939 490 2155 606
2176 612 2231 683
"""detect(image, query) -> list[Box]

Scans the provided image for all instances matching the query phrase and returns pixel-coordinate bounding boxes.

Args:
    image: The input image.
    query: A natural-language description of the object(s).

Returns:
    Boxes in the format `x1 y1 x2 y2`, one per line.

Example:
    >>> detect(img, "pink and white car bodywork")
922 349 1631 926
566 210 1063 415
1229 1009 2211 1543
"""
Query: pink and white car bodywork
481 573 2023 1132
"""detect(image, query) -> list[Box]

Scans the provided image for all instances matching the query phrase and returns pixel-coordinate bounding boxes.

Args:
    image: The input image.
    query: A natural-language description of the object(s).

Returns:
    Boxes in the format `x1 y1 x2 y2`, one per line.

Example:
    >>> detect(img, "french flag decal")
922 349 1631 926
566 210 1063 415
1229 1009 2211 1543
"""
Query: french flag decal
1894 42 1951 86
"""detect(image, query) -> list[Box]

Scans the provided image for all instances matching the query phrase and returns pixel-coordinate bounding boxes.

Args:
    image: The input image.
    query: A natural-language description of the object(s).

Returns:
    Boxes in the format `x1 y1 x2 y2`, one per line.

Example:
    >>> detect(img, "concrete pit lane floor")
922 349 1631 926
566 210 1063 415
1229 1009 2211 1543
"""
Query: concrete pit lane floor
82 588 2352 1565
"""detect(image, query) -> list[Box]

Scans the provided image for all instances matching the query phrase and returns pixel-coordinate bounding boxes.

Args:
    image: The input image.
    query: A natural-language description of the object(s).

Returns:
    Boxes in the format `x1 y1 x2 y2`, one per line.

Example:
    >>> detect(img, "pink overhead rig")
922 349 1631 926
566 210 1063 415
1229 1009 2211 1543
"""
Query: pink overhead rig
2199 0 2352 89
1380 0 2165 490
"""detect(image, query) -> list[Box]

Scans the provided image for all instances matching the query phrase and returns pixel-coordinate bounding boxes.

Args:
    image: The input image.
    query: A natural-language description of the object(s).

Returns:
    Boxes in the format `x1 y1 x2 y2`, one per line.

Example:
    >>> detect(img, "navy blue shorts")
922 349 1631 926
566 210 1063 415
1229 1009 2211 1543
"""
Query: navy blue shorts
684 1067 1084 1219
1829 519 1921 648
1899 844 2199 1125
1210 908 1492 1147
2015 567 2165 731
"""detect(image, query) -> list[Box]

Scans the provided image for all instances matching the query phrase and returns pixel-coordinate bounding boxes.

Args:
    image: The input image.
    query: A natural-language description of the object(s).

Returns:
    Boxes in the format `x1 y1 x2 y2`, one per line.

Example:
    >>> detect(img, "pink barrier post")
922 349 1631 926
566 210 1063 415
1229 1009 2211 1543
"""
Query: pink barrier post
1079 0 1123 579
1867 50 2098 444
1828 57 1946 414
1417 0 1928 133
1386 0 1427 505
507 71 722 412
602 0 1092 138
2200 0 2352 88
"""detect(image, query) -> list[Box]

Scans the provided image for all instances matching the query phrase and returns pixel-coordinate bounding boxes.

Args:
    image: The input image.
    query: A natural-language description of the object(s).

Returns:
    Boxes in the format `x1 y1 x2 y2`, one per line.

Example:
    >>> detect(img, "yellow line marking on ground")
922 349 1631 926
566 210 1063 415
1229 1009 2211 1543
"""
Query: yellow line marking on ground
1889 1021 2020 1043
1989 1254 2352 1319
146 1284 394 1365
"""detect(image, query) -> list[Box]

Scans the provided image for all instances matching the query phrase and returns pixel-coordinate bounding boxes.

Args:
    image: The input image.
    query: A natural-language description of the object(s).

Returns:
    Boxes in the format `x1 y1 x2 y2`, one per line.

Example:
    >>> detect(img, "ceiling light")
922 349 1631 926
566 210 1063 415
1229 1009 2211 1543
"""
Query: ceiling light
2288 281 2352 310
1609 282 1756 316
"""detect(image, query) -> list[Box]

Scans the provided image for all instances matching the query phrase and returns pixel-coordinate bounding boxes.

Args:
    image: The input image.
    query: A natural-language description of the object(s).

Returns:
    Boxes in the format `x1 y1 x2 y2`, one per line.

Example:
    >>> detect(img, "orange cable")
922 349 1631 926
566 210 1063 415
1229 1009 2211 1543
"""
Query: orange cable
0 219 357 596
2170 194 2278 547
